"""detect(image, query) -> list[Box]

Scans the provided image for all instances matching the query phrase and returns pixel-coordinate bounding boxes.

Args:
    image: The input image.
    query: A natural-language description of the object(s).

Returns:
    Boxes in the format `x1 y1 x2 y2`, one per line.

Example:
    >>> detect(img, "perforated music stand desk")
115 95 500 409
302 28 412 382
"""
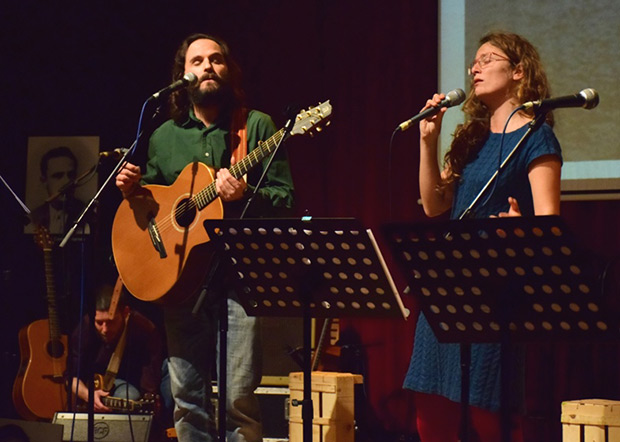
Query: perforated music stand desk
204 217 407 442
382 215 615 442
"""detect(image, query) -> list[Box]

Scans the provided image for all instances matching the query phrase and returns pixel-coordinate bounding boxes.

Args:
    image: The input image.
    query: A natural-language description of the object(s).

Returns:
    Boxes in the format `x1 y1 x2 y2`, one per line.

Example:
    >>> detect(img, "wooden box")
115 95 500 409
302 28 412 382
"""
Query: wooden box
561 399 620 442
289 371 363 442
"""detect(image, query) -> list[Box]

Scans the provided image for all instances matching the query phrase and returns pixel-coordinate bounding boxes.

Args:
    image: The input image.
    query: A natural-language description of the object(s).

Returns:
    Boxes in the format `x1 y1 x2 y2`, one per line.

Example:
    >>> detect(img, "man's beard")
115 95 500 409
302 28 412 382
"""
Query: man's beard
189 74 232 106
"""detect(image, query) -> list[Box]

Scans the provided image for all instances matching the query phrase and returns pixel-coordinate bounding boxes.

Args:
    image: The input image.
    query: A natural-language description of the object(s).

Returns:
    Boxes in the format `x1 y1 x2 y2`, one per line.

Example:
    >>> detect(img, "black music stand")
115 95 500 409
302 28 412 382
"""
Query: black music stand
204 217 407 442
382 215 615 442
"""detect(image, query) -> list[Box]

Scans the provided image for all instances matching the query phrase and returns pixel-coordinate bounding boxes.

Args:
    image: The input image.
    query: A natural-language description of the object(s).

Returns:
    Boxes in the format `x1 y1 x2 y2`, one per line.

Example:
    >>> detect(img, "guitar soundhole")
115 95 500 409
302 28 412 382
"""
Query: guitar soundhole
175 198 197 228
47 339 65 358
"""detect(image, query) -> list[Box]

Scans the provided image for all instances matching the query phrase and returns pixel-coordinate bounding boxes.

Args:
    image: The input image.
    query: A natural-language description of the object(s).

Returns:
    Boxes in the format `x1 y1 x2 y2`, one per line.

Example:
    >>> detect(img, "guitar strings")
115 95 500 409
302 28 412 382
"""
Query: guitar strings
149 129 284 236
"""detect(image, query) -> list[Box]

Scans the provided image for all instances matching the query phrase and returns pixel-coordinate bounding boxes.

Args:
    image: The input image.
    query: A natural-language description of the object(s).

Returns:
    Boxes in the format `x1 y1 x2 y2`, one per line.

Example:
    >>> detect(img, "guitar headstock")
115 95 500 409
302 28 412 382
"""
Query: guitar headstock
290 100 332 137
34 224 53 251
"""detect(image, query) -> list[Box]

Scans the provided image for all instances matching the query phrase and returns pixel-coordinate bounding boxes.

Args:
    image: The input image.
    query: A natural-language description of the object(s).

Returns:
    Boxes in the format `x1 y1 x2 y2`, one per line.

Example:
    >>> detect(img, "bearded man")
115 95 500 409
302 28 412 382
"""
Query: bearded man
115 33 295 442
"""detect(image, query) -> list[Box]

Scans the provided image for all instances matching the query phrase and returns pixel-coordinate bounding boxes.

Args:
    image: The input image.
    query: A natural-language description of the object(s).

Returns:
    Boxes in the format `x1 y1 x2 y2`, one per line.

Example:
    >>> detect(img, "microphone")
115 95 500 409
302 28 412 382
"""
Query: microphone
150 72 198 100
99 148 130 159
521 88 599 112
397 88 466 132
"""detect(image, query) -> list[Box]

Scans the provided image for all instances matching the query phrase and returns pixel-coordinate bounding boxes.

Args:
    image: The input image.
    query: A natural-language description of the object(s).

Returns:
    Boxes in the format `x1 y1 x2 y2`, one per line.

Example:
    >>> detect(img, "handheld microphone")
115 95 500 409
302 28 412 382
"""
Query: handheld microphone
521 88 599 112
397 88 466 132
150 72 198 100
99 148 130 159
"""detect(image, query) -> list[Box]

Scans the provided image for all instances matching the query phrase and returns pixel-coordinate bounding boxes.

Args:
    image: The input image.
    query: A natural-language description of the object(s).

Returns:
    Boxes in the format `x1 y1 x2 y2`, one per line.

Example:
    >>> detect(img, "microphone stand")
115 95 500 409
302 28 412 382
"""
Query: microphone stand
457 111 546 220
45 165 97 204
454 109 547 442
59 97 162 442
192 110 297 442
59 140 137 248
54 142 137 442
59 95 164 248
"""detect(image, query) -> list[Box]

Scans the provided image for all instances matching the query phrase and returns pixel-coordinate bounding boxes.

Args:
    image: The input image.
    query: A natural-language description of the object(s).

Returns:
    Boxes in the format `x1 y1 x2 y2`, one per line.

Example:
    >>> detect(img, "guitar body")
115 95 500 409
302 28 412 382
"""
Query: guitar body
13 319 68 420
112 162 223 303
112 101 332 304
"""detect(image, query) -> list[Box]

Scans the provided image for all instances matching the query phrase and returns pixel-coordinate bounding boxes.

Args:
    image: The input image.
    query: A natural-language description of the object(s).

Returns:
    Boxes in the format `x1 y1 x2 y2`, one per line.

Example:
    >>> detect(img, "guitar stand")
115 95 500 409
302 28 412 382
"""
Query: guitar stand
382 215 615 442
203 217 408 442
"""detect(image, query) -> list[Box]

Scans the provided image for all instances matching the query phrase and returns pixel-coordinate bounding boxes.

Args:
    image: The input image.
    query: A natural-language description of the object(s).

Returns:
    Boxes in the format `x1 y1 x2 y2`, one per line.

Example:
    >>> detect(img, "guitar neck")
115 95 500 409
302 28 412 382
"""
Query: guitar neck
195 128 286 210
101 395 153 414
231 128 286 180
43 248 62 342
312 318 332 371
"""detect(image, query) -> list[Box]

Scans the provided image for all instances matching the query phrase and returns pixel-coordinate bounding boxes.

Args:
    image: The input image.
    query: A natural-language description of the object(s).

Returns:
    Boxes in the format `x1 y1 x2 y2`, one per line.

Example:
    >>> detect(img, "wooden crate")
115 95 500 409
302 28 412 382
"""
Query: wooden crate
561 399 620 442
289 371 363 442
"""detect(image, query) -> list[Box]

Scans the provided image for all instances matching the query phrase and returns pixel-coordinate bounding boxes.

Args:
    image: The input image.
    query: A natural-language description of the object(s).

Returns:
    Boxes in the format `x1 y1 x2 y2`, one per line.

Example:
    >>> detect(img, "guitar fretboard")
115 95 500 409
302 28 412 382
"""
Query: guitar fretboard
43 248 61 344
194 128 286 210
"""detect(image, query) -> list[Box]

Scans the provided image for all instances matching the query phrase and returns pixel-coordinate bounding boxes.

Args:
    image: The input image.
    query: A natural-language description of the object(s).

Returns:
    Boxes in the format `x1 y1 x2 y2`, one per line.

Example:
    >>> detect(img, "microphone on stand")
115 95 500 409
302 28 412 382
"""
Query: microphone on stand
396 88 466 132
521 88 599 112
150 72 198 100
99 148 130 160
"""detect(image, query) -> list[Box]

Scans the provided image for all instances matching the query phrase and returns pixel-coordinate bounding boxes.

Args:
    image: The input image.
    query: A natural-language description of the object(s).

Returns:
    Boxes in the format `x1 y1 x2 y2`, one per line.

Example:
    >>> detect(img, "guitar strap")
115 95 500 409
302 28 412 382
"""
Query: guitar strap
230 107 248 167
107 275 124 320
99 312 131 392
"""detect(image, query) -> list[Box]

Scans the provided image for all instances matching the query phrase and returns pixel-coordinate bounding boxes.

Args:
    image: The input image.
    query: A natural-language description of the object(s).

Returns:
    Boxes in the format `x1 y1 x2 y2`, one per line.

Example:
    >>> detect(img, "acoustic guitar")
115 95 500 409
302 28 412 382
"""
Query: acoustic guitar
112 101 332 303
13 225 68 420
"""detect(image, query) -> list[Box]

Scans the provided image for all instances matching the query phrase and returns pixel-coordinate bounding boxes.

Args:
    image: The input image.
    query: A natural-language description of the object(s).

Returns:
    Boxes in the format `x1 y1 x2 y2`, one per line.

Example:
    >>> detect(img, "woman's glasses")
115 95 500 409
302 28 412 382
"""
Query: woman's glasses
467 52 513 76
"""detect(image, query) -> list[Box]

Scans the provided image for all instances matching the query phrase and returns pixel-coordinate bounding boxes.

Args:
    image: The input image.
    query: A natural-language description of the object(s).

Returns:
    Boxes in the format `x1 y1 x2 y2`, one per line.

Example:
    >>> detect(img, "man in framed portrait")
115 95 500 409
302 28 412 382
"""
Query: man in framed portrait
24 137 99 237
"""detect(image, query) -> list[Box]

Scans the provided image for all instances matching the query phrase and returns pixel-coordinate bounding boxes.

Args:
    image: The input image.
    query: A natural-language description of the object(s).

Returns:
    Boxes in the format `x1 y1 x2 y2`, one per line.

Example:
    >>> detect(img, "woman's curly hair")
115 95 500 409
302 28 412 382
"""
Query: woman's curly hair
441 31 553 189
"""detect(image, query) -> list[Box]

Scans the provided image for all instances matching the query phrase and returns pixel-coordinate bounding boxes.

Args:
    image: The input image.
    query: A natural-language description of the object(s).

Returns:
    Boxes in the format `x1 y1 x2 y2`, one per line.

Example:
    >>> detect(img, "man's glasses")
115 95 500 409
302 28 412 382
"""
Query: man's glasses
467 52 513 76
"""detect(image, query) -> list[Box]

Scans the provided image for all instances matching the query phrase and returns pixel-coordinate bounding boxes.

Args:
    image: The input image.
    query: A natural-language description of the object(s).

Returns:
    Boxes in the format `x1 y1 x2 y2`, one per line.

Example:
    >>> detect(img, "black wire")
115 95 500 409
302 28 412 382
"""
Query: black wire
476 105 523 214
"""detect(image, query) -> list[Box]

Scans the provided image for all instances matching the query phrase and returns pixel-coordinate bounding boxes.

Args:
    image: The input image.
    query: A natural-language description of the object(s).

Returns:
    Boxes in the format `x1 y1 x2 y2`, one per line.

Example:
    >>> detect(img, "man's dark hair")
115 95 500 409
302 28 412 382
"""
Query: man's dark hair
39 146 77 177
169 33 246 123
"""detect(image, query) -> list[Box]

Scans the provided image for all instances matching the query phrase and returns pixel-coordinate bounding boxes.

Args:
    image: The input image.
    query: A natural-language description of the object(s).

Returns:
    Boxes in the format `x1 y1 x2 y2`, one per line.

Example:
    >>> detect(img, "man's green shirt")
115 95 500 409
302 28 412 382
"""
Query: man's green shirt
143 108 294 217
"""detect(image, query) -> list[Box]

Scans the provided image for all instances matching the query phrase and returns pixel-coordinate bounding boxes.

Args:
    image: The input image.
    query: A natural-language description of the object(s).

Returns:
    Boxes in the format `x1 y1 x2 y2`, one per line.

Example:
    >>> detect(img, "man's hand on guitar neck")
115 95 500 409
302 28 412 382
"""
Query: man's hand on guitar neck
215 168 247 202
93 389 113 412
72 378 113 412
115 162 142 198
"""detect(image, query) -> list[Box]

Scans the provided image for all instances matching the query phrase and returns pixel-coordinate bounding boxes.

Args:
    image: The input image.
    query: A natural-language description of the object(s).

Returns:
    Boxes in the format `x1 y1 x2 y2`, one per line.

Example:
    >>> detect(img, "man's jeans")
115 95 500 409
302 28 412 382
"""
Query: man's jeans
164 295 262 442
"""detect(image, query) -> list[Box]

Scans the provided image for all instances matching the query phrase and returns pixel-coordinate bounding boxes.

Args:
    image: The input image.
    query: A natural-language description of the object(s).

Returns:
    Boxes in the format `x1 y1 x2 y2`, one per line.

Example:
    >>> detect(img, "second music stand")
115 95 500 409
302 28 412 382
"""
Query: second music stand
382 215 615 442
204 217 407 442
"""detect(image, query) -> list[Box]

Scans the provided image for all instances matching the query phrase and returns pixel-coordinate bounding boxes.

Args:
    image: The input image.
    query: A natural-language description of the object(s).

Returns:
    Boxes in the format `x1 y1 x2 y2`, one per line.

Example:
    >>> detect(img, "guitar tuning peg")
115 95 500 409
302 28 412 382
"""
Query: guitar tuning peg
315 126 323 132
325 121 331 127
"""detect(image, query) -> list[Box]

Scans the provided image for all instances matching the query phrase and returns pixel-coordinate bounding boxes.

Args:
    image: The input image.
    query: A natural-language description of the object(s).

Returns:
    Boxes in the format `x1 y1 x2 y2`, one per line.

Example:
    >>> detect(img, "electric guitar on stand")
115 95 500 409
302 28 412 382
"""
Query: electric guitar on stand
112 101 332 304
13 225 68 420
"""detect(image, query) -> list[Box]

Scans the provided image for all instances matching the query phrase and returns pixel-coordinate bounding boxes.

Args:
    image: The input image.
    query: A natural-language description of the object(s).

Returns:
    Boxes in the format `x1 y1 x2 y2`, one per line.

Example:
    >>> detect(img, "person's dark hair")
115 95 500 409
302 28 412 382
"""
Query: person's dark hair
442 31 553 189
39 146 77 177
94 283 127 311
0 424 30 442
169 33 245 124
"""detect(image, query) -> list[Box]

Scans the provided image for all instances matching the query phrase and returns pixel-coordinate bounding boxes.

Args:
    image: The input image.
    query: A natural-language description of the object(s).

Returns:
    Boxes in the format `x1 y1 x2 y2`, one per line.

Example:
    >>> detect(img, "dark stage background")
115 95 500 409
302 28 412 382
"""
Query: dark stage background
1 2 619 441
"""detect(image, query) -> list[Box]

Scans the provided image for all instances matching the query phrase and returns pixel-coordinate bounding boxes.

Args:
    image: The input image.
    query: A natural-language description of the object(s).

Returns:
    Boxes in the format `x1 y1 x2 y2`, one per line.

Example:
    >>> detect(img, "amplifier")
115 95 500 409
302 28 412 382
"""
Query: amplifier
52 413 151 442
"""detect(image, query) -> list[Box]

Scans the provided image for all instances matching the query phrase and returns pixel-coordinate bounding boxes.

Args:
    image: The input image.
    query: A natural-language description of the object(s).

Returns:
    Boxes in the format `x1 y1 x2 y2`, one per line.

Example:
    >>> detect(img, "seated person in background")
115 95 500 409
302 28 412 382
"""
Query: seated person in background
68 282 164 413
